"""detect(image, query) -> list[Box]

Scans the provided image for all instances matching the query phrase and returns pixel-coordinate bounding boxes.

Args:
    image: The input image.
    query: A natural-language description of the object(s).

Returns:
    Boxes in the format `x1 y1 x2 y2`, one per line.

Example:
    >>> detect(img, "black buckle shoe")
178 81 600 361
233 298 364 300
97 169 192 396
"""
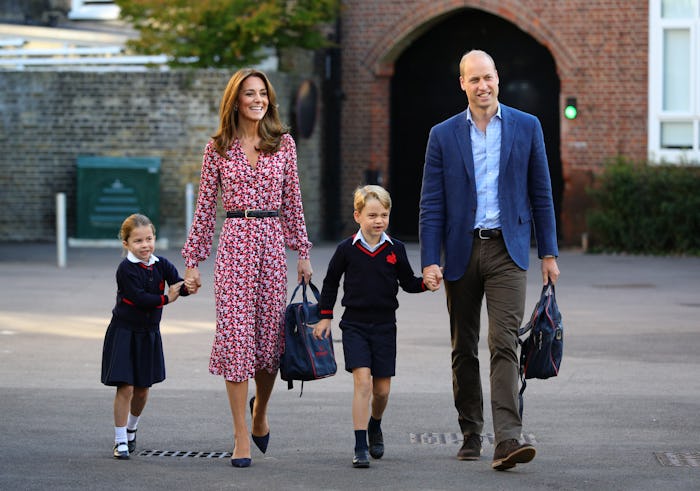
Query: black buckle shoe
352 448 370 468
127 428 137 454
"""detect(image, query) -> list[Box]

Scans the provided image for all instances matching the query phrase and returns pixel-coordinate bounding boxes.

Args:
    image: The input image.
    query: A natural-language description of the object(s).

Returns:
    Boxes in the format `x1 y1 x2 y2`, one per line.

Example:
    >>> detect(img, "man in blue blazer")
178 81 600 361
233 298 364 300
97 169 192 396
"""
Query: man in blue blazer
419 50 560 471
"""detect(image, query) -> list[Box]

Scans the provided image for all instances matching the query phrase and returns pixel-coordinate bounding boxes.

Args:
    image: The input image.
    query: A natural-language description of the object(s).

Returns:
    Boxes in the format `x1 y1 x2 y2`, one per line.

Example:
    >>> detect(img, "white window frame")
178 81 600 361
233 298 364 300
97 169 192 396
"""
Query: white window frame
68 0 120 21
648 0 700 164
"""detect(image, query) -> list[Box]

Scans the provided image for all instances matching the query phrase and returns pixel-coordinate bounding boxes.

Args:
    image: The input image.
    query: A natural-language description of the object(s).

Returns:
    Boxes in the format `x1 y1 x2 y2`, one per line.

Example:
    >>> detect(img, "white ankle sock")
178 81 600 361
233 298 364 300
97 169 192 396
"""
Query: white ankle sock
127 413 140 440
114 426 127 444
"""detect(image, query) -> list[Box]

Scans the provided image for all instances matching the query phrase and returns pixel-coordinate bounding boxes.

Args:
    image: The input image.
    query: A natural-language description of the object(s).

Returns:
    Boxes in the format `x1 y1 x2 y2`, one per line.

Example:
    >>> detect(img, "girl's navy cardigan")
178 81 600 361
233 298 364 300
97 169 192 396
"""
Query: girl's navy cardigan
110 256 189 331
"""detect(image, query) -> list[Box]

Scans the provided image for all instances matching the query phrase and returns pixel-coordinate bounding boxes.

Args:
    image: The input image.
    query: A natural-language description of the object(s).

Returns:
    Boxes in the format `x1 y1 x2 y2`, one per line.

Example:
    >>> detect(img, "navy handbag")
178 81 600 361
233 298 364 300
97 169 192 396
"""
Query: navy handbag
518 281 563 416
280 281 337 395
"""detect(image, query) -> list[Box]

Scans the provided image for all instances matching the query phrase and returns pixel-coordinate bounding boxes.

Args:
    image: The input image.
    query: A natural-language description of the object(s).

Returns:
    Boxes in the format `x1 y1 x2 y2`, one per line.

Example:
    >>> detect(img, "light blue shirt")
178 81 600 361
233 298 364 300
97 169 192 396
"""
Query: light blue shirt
352 229 392 252
467 105 502 230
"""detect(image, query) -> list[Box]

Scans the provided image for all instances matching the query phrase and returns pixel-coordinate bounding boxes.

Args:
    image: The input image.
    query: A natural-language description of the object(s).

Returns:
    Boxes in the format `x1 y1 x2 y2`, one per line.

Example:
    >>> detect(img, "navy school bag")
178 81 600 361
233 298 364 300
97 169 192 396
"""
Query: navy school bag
518 281 563 417
280 281 337 395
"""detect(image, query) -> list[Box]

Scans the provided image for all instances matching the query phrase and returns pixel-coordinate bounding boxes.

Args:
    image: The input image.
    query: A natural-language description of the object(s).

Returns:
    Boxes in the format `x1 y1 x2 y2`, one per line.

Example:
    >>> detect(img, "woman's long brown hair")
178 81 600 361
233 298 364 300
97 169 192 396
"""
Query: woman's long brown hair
212 68 288 157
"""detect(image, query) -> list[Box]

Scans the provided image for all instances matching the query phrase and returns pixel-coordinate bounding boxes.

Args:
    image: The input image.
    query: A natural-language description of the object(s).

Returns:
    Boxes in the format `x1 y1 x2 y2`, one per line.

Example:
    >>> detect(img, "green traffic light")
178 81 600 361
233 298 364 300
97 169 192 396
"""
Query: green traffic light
564 97 578 120
564 105 578 119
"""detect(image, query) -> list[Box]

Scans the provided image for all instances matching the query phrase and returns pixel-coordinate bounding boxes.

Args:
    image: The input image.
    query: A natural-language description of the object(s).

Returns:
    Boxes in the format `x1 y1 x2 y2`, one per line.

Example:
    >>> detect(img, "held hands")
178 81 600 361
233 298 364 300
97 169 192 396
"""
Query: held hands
184 266 202 294
312 318 331 340
167 281 184 303
423 264 443 291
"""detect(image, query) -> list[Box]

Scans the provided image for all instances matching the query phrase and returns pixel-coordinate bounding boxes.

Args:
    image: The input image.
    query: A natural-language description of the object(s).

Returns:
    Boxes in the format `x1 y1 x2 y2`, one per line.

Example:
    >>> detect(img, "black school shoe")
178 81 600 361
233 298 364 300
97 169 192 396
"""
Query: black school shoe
368 426 384 459
127 429 137 454
113 442 129 460
352 448 370 468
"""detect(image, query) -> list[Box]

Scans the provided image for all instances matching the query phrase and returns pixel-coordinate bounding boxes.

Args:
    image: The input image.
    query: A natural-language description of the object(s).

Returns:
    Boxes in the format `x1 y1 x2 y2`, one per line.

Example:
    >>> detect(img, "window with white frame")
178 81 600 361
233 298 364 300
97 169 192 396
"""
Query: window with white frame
68 0 120 21
649 0 700 163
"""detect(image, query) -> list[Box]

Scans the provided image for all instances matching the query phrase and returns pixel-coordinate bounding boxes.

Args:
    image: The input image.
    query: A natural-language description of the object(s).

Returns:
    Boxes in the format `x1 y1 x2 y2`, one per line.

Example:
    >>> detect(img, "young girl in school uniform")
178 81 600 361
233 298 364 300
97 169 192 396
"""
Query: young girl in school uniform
101 214 190 459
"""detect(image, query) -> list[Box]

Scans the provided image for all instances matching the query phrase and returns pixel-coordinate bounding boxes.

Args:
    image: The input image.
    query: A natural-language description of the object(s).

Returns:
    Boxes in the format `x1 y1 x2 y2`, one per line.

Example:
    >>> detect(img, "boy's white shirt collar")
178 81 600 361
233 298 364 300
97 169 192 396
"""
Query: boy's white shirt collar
352 229 393 252
126 251 159 266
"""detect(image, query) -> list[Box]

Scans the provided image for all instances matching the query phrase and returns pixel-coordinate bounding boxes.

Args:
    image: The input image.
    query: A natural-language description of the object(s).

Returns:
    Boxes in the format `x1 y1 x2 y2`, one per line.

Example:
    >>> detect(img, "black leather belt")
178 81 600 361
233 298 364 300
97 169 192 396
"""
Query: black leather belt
474 228 501 239
226 210 280 219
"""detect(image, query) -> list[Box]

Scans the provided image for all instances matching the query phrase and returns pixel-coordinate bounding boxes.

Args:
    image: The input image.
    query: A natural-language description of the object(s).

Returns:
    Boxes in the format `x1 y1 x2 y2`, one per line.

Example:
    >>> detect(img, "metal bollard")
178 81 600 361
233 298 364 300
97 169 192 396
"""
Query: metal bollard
56 193 66 268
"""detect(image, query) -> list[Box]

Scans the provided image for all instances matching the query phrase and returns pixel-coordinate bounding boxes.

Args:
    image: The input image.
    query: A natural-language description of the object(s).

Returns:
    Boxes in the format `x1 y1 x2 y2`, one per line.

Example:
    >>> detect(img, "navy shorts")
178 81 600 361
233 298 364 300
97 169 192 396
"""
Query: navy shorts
339 320 397 377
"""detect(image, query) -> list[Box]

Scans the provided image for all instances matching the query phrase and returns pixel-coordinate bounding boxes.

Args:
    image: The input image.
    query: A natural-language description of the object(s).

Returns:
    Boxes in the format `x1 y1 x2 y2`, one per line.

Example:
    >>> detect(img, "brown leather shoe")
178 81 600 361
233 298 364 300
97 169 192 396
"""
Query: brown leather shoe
492 439 536 470
456 433 482 460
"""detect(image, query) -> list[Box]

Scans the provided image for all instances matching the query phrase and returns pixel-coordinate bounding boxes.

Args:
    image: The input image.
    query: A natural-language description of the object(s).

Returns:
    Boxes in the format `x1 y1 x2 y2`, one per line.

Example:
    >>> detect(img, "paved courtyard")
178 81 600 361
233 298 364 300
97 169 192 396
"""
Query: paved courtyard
1 242 699 490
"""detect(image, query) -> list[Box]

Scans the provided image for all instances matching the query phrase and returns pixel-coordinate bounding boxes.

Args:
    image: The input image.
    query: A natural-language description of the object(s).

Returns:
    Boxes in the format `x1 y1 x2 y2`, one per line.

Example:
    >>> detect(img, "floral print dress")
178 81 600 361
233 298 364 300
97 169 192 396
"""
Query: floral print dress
182 133 311 382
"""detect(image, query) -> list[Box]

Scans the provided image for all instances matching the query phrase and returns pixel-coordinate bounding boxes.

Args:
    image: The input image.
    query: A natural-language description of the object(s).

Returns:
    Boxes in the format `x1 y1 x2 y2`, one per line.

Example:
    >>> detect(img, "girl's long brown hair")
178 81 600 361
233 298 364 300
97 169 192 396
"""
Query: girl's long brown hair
212 68 288 157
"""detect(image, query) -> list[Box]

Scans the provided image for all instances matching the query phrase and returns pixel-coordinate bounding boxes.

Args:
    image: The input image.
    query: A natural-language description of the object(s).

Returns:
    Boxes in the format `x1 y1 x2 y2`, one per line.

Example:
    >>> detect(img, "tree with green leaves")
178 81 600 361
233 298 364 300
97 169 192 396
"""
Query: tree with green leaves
115 0 339 68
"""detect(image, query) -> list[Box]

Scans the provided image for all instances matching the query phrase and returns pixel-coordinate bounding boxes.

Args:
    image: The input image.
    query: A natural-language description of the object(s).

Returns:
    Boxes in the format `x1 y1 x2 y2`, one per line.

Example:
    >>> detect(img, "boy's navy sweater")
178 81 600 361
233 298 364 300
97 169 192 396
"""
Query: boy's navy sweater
319 236 426 323
110 255 189 332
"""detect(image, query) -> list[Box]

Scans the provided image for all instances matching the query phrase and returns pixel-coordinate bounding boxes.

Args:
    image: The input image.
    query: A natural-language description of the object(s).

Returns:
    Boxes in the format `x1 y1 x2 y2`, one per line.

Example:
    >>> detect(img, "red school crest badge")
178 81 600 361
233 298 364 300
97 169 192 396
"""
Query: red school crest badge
386 252 397 264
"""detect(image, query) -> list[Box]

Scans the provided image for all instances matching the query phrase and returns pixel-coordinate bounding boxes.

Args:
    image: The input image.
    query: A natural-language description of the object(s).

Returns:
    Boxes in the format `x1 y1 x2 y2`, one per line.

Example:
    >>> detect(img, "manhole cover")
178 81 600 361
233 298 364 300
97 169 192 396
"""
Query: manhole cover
137 450 231 458
655 452 700 467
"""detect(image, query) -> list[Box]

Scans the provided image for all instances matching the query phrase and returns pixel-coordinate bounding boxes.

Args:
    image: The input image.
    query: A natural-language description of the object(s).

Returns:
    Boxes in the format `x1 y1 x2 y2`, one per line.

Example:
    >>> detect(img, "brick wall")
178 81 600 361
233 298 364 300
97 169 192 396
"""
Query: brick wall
339 0 649 244
0 0 651 246
0 69 323 245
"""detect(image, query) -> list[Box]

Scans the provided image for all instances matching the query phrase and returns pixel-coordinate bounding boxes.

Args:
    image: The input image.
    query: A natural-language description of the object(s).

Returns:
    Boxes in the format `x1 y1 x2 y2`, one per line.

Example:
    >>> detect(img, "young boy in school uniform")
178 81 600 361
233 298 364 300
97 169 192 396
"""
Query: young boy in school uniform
313 185 438 468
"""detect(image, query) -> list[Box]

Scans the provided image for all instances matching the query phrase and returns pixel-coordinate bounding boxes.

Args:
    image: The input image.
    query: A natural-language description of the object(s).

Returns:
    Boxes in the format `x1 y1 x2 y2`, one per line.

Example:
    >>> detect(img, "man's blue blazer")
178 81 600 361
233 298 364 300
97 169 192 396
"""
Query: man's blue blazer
419 103 559 281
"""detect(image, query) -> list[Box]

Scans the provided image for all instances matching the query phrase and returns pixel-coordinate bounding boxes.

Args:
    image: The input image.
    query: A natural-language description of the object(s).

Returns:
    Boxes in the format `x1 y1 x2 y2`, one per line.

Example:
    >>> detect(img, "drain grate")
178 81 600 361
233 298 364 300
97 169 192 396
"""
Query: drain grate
409 432 537 445
655 452 700 467
409 432 466 445
137 450 231 458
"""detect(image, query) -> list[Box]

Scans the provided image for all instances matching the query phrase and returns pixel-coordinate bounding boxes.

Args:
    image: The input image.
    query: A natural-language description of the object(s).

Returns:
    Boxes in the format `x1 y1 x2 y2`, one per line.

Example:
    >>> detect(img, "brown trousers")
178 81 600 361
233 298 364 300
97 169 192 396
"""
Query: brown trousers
444 235 527 444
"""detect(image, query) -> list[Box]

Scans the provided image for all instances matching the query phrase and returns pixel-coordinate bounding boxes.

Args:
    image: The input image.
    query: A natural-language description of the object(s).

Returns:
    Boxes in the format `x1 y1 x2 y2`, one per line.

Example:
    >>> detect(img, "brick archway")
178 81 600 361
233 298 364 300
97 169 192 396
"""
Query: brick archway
338 1 648 244
364 1 575 76
360 0 576 187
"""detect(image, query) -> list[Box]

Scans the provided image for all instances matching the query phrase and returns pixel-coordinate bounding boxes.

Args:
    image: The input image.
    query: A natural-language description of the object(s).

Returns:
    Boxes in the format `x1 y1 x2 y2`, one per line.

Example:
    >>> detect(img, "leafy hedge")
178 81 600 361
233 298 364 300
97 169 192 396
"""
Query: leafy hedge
586 157 700 255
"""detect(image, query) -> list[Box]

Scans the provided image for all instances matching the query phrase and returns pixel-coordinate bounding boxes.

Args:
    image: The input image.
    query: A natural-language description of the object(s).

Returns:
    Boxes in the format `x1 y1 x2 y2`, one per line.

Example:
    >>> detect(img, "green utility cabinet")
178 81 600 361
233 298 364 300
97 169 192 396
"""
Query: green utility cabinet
76 156 161 239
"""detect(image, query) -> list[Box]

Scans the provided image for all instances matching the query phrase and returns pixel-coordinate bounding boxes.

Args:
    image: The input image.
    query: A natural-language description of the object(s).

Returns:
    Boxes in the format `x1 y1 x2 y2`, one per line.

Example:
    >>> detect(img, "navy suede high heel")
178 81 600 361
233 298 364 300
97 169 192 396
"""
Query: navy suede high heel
230 457 251 468
249 396 270 454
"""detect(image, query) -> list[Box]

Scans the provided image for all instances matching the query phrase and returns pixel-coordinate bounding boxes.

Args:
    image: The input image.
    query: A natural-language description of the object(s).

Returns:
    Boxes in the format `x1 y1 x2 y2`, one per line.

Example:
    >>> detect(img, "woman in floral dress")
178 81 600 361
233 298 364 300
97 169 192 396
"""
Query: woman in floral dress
182 68 313 467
